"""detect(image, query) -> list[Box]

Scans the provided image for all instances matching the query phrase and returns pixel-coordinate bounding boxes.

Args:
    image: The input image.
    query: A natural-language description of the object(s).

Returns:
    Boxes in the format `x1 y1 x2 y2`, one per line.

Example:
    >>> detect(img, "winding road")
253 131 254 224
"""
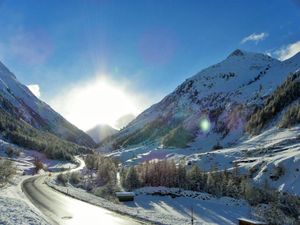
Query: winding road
22 158 142 225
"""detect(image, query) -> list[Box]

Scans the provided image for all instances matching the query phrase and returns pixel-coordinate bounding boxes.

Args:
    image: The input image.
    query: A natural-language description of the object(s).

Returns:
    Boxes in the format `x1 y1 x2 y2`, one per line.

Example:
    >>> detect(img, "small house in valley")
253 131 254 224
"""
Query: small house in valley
115 192 135 202
238 218 267 225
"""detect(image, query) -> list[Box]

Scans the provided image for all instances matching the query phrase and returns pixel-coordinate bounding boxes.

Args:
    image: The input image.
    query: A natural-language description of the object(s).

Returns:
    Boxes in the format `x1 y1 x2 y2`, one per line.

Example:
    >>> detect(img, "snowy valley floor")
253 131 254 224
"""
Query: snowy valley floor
109 126 300 196
47 180 256 225
1 125 299 224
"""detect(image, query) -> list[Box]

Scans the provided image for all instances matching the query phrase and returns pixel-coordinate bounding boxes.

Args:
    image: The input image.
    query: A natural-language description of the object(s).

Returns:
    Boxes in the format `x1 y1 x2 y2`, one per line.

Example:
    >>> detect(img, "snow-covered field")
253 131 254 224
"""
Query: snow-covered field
129 187 253 225
48 179 255 225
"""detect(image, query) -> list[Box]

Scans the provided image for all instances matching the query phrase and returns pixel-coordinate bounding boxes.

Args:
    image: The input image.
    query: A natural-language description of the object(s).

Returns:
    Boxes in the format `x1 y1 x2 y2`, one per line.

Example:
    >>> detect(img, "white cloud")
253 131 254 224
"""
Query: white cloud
49 75 159 131
274 40 300 61
241 32 268 44
27 84 41 98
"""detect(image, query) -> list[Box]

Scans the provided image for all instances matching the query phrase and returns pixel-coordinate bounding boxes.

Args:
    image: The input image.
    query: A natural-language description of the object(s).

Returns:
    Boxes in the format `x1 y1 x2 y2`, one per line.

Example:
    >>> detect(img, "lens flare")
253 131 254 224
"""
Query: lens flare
199 117 211 133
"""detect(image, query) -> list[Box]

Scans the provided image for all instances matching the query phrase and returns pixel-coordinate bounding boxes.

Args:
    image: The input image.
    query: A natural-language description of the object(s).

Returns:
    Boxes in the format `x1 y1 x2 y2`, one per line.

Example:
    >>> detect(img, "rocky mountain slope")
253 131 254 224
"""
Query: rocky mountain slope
87 124 117 144
115 114 136 129
0 61 95 148
100 49 300 152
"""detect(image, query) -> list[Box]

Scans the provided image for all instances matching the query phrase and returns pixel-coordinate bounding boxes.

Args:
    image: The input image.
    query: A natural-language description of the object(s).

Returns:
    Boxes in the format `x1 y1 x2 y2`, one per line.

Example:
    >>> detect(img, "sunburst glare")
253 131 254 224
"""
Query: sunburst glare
50 75 141 131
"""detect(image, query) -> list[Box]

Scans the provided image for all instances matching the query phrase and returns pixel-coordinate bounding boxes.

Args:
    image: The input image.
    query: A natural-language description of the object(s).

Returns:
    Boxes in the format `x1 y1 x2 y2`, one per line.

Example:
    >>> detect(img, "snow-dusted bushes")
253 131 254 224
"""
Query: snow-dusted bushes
69 172 82 185
56 172 82 186
5 146 20 157
57 173 70 186
85 154 119 201
66 154 120 201
33 157 44 174
253 194 300 225
269 165 285 181
0 158 16 186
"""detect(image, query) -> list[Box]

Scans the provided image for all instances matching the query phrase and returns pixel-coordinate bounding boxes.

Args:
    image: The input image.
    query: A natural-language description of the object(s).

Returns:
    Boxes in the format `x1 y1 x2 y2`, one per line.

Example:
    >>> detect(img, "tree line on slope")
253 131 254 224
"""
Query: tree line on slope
100 116 195 149
246 72 300 135
278 101 300 128
121 160 300 225
0 108 91 161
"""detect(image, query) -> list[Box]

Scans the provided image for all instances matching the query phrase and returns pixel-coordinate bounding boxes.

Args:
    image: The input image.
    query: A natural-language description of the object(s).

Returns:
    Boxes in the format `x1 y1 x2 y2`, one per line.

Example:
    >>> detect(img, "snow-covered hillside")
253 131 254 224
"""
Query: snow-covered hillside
186 126 300 196
99 50 300 152
86 124 118 144
99 50 300 197
108 125 300 196
0 61 95 148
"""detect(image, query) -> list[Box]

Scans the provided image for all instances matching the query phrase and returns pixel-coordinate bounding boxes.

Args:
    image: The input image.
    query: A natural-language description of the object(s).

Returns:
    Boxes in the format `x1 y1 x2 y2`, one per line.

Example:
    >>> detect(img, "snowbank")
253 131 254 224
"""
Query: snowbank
0 196 48 225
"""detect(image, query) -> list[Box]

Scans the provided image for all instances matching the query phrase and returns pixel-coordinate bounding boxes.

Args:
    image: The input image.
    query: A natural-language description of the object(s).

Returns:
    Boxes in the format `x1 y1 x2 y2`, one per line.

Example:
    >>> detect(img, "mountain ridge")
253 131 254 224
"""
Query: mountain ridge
99 49 300 152
86 124 118 144
0 60 96 148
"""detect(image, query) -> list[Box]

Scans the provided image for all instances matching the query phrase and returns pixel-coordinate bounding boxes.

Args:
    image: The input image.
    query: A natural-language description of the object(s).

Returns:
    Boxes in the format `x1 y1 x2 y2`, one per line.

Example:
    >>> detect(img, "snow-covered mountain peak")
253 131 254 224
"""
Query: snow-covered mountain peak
226 49 275 61
99 49 300 153
227 49 246 57
177 50 281 106
86 124 118 144
192 50 278 82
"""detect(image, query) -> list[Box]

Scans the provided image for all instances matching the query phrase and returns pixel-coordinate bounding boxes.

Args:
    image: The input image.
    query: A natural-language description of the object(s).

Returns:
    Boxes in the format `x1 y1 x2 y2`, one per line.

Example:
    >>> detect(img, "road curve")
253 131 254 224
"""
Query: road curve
22 158 142 225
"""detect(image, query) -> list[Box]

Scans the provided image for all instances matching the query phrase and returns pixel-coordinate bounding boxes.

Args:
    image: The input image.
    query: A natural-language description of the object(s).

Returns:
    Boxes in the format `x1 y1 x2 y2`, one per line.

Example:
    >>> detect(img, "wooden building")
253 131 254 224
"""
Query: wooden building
238 218 267 225
115 192 135 202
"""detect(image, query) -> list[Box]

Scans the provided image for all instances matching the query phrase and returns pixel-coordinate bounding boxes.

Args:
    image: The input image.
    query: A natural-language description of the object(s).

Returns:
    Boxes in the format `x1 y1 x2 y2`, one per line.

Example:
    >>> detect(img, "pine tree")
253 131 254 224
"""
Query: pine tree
124 166 140 190
177 163 187 189
187 165 203 191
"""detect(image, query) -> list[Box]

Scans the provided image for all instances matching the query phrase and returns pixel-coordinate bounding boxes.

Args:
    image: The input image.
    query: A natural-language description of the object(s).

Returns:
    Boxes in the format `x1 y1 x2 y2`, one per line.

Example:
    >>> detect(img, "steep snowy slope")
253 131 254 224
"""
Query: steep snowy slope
0 61 95 148
100 50 300 152
115 114 136 129
87 124 117 144
184 126 300 196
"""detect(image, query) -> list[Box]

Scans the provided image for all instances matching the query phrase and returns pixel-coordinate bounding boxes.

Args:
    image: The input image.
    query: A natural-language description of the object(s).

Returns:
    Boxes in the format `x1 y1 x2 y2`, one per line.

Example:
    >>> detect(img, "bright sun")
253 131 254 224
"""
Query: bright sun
50 75 140 131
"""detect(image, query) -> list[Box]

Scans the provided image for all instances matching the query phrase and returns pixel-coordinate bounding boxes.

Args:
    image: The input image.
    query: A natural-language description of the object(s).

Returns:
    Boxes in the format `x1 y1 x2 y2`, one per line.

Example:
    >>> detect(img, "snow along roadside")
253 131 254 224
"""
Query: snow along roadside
46 178 256 225
0 196 48 225
46 179 194 225
0 149 79 225
0 174 49 225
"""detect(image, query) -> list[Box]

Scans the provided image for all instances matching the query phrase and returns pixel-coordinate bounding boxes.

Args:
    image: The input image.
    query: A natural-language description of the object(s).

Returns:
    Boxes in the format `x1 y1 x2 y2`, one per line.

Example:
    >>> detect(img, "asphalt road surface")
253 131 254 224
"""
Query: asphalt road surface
22 159 142 225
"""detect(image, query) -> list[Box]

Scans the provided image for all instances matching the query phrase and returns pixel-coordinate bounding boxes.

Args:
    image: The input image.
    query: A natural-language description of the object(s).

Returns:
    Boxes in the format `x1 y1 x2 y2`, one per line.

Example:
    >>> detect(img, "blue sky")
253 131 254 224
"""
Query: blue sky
0 0 299 130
